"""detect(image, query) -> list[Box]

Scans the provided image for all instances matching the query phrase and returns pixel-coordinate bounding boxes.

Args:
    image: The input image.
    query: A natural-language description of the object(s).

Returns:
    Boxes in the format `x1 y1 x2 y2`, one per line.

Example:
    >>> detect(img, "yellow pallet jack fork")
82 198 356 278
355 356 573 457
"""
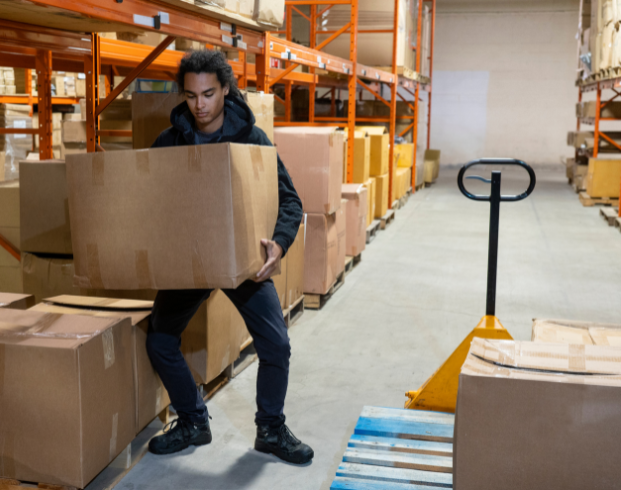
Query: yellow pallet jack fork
406 158 536 413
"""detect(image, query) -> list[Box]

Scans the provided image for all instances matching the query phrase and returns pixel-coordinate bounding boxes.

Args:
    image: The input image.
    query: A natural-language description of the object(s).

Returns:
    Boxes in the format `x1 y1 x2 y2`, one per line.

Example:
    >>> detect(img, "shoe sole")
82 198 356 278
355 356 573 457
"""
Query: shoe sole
254 440 314 465
149 434 212 455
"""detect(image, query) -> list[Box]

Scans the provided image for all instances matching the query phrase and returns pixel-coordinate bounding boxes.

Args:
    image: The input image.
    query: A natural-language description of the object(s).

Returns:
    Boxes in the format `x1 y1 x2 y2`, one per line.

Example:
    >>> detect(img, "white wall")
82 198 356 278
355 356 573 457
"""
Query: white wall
431 0 580 165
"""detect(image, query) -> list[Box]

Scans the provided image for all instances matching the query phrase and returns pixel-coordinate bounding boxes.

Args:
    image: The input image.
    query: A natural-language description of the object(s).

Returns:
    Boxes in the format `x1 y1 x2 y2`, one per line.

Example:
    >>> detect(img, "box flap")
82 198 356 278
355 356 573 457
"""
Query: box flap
356 125 387 135
45 295 153 311
0 293 33 308
470 338 621 375
531 321 593 344
589 328 621 347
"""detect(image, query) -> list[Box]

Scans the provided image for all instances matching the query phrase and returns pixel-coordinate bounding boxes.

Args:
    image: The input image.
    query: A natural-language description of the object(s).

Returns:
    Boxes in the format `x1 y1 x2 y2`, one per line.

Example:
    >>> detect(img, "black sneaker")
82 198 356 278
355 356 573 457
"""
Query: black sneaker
148 418 212 455
255 423 314 464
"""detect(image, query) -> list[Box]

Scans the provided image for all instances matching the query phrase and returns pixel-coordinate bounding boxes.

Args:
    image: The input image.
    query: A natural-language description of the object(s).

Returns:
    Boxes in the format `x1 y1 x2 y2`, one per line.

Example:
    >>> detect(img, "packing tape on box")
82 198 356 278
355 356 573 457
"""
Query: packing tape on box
250 145 264 181
87 243 105 289
102 329 115 369
109 412 118 462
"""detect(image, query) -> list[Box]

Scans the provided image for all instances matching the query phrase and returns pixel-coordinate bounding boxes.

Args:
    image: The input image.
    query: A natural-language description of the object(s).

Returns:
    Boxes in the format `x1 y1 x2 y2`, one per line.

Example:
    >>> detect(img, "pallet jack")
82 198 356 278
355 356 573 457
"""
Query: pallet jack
405 158 536 413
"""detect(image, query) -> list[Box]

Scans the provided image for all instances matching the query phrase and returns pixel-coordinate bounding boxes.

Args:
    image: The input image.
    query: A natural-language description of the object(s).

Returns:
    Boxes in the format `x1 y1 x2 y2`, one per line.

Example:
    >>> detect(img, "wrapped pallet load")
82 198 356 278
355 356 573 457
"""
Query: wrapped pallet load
0 104 33 180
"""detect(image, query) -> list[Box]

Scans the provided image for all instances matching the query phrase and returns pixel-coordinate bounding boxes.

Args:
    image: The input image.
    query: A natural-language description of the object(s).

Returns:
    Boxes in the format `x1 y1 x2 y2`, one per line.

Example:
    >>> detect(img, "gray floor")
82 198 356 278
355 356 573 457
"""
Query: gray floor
116 165 621 490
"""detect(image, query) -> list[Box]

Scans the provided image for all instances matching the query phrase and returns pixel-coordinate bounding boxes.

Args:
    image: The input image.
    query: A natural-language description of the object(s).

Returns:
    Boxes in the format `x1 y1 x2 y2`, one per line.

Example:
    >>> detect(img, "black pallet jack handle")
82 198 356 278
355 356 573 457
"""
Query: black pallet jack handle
457 158 536 317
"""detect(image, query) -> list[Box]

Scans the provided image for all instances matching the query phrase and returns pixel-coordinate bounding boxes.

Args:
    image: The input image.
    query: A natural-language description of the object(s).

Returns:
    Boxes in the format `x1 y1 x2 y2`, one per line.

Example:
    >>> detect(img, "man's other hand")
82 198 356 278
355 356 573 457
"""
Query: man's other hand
255 239 283 282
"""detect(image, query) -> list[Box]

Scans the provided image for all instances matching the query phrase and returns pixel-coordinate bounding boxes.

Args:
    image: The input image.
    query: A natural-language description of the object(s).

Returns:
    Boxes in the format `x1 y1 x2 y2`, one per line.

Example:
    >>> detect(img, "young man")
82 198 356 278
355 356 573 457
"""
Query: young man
146 50 312 465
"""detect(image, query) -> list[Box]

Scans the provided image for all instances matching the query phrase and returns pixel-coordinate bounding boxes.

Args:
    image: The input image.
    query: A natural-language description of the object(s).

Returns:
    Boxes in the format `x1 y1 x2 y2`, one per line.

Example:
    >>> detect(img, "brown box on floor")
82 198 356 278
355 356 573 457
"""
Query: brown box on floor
357 126 389 176
586 158 621 198
29 295 170 433
374 173 389 219
454 338 621 490
303 213 338 295
274 127 343 214
19 159 72 254
342 184 367 257
0 308 135 488
66 144 278 290
0 292 33 309
0 180 21 293
285 223 305 308
336 200 347 277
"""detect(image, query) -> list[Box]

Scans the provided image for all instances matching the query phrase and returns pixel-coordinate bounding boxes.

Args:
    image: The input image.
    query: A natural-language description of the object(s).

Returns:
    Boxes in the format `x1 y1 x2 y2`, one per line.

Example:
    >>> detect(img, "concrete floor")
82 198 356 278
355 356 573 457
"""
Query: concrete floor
115 165 621 490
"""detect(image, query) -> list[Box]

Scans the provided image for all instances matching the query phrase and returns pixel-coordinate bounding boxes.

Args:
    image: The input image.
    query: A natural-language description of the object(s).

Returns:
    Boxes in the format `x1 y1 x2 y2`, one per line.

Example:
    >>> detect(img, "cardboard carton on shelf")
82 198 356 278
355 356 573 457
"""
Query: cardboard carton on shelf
362 177 376 227
454 337 621 490
304 213 338 295
21 252 82 304
29 295 170 434
395 143 414 168
243 91 275 143
0 308 135 488
336 200 347 277
66 143 278 290
357 126 389 177
342 184 367 257
0 292 33 309
274 126 343 215
351 130 370 184
586 158 621 198
374 173 389 219
396 167 409 199
424 149 440 184
0 180 21 293
285 222 305 309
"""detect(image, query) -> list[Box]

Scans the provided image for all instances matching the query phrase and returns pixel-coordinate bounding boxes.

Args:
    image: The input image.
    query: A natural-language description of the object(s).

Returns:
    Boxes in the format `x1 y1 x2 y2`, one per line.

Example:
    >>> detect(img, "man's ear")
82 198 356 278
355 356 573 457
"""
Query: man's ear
223 84 230 96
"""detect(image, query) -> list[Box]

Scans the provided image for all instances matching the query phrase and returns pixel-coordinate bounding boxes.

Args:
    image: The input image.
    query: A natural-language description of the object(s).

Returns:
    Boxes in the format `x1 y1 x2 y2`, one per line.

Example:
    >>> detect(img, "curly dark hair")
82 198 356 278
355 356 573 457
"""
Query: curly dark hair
176 49 241 98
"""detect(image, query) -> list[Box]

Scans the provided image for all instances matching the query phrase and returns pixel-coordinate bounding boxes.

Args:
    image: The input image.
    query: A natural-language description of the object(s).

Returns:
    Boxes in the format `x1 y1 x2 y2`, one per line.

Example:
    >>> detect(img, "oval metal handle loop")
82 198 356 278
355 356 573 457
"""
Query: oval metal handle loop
457 158 536 202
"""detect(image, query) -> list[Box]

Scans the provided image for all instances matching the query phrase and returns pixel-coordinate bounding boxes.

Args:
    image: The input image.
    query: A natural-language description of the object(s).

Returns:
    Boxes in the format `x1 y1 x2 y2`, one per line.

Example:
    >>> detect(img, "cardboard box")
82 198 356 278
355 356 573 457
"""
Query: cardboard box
244 91 275 143
455 338 621 490
395 143 414 168
352 131 370 184
0 180 22 293
579 100 621 118
0 292 33 309
132 92 185 149
304 213 338 295
0 308 135 488
362 177 376 227
342 184 367 257
66 144 279 290
532 318 621 346
19 159 72 254
336 200 347 277
424 149 440 184
586 158 621 198
22 252 83 303
182 289 247 384
272 255 287 309
62 120 87 143
29 295 170 433
357 126 389 176
274 127 343 215
374 173 389 219
285 223 305 308
396 167 409 199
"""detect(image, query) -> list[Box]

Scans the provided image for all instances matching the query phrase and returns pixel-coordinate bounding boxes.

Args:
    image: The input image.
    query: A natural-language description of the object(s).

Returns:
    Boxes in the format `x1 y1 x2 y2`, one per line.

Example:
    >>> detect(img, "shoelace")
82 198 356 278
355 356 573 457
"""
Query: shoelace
278 424 301 448
163 418 192 442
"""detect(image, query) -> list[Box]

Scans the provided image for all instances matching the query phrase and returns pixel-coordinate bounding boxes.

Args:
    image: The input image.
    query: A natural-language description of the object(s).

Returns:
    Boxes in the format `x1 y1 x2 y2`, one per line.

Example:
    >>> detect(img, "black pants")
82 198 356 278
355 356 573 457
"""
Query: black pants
146 279 291 427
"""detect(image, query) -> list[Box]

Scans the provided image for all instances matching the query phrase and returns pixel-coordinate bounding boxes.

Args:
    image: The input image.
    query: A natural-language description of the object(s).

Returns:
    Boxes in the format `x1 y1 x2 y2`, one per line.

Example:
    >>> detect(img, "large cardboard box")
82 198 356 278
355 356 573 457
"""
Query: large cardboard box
579 100 621 118
395 143 414 168
22 252 82 303
274 127 343 214
0 292 33 309
396 167 409 199
374 173 389 219
244 91 275 143
586 158 621 197
532 318 621 346
285 223 305 308
424 149 440 184
342 184 367 257
19 159 72 254
336 199 347 277
29 295 170 433
0 308 135 488
352 131 370 184
0 180 21 293
455 338 621 490
304 213 338 295
132 92 185 149
357 126 389 176
182 289 247 384
66 144 278 290
362 177 376 227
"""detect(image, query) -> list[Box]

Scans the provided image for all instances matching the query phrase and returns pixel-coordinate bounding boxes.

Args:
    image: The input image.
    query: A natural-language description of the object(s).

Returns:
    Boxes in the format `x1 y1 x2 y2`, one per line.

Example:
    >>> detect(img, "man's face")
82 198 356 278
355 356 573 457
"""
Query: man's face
183 72 229 128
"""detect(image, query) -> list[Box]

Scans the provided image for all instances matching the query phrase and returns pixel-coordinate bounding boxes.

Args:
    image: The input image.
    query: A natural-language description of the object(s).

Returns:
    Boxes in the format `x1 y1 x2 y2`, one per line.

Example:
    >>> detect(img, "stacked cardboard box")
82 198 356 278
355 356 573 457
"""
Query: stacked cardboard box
455 337 621 490
424 149 440 184
585 157 621 197
342 184 368 257
0 181 22 293
0 292 33 309
1 104 33 180
0 67 16 95
13 68 37 95
51 72 77 97
359 126 390 220
274 127 344 295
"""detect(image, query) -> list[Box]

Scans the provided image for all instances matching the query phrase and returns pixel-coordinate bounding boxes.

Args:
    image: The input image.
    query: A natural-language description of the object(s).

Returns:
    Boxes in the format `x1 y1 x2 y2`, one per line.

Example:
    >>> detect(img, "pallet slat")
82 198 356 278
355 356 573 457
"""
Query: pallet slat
343 449 452 474
348 434 453 457
354 417 454 443
336 463 452 488
579 192 619 207
360 406 455 425
600 207 618 225
331 476 441 490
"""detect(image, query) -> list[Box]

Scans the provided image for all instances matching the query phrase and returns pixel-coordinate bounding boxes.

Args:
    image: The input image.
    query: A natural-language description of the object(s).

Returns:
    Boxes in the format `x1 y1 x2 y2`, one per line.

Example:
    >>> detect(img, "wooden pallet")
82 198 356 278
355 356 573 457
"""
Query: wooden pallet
600 207 620 226
283 294 304 328
380 209 395 230
304 270 345 310
366 220 381 244
579 192 619 207
330 406 455 489
344 254 361 277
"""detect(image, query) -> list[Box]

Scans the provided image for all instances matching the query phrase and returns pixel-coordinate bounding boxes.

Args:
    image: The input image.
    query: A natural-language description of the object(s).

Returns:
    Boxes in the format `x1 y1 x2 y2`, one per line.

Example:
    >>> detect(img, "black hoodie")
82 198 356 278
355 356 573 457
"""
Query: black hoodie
152 95 303 256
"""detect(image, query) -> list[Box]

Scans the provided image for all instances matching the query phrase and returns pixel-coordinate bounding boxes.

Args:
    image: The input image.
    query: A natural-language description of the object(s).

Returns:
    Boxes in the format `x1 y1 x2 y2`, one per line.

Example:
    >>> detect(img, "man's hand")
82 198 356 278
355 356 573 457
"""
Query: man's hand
255 239 283 282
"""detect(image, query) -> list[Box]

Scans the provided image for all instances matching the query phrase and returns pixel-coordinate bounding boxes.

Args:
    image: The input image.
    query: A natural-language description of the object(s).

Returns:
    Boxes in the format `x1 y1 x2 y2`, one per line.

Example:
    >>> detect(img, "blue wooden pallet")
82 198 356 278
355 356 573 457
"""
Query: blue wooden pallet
330 406 455 490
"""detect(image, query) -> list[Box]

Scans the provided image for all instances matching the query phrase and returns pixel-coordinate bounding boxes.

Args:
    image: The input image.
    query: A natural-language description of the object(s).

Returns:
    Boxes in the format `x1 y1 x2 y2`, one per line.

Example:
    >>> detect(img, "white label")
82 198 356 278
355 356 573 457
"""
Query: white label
237 40 247 50
222 34 234 45
158 12 170 24
220 22 233 32
280 51 289 59
290 53 297 60
133 14 154 28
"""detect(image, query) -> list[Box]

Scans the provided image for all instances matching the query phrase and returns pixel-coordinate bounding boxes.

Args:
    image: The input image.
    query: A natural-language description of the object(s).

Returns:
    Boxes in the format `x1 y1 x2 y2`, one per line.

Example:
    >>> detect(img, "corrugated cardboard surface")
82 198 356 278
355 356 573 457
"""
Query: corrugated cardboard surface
395 143 414 168
0 292 33 309
303 213 338 295
374 173 389 219
244 91 275 143
336 200 347 277
0 309 135 488
66 144 278 290
353 133 370 184
131 92 185 150
29 295 170 434
0 180 21 292
20 160 72 254
22 252 83 304
357 126 389 176
455 340 621 490
363 177 376 227
532 318 621 347
285 223 305 308
274 127 343 214
586 158 621 198
342 185 367 256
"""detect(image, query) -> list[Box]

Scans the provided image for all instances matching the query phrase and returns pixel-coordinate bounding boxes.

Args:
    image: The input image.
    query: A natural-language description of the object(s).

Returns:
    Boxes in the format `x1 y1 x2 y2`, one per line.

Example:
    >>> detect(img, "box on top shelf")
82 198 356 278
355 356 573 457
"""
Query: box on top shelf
342 184 367 257
455 337 621 490
0 308 135 488
0 292 33 309
274 126 344 215
357 126 389 176
66 143 278 290
304 213 338 295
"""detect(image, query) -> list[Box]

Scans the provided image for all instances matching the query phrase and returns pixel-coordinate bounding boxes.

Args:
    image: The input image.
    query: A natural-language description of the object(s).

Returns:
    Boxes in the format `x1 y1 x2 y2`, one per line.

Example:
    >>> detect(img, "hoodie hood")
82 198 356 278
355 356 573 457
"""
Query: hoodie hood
169 94 256 145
